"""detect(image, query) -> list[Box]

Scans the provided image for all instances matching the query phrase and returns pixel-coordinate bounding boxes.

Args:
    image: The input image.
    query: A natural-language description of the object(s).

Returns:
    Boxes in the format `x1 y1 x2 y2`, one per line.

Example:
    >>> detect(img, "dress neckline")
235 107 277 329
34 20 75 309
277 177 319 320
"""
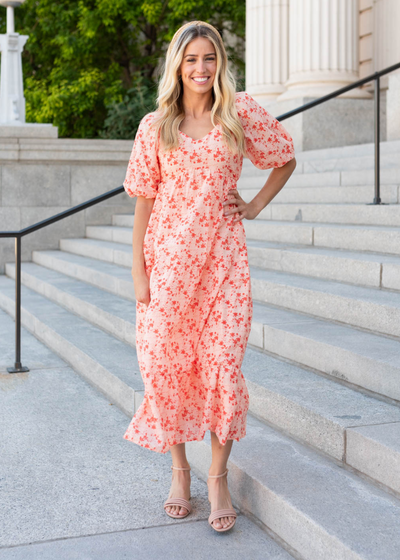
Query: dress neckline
178 124 219 142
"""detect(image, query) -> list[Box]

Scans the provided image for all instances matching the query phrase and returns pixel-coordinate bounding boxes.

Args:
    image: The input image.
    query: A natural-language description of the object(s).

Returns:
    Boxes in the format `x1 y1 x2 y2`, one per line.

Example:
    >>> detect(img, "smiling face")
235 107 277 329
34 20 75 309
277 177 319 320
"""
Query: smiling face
179 37 217 95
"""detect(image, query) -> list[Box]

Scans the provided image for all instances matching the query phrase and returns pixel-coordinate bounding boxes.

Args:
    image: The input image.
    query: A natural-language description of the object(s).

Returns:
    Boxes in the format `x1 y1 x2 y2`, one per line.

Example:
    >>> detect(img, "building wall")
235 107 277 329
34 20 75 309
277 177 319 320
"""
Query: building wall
0 138 136 273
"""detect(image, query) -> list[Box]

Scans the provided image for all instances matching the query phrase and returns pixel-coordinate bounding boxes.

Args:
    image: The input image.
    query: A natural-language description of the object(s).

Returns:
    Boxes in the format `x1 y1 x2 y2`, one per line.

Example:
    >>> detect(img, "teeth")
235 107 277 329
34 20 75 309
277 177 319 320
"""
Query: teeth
193 77 208 83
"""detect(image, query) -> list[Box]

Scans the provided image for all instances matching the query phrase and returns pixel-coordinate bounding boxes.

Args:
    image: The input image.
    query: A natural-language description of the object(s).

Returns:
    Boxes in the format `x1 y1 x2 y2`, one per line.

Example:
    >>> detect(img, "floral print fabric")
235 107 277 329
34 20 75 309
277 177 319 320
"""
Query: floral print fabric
123 92 294 453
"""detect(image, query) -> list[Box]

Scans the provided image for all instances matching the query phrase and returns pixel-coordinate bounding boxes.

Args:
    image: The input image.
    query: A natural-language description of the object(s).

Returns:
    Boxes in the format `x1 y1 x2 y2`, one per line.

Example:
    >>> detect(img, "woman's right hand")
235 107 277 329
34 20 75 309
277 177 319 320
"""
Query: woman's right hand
132 268 151 307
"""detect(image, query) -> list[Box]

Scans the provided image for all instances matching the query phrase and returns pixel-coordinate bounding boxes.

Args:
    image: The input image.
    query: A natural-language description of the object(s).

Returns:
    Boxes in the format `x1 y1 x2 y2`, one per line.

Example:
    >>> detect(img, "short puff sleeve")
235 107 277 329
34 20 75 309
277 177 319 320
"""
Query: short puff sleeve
123 112 161 199
236 91 295 170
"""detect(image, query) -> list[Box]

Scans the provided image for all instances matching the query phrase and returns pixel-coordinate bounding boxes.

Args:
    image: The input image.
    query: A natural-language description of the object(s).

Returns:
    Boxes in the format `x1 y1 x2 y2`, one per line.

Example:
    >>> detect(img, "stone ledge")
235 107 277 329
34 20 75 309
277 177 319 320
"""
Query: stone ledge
0 123 58 138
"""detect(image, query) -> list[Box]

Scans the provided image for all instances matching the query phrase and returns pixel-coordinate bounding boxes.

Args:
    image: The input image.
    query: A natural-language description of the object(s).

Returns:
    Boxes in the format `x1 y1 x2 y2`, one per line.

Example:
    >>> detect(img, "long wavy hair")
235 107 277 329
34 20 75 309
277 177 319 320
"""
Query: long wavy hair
149 21 247 157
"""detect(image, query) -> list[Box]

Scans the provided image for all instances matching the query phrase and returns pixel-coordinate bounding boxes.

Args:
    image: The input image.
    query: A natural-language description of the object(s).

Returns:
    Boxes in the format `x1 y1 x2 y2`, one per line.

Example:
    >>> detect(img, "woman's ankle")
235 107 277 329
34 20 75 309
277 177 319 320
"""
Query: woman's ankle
208 467 227 477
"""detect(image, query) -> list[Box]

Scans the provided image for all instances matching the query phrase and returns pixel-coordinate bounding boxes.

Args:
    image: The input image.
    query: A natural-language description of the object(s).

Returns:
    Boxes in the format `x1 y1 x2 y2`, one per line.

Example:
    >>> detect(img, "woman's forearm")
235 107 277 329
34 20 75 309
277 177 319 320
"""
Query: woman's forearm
132 196 155 274
250 157 297 215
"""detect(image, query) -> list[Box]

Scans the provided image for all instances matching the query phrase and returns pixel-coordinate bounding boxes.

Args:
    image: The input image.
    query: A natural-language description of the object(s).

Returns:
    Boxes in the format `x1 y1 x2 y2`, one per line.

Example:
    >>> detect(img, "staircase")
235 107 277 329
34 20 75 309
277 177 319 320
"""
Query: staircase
1 139 400 559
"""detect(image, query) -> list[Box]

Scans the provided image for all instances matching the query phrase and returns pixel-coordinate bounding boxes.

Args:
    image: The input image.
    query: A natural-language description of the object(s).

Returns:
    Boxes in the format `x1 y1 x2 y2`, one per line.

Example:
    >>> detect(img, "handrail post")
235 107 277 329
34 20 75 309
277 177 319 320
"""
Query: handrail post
7 235 29 374
373 74 381 204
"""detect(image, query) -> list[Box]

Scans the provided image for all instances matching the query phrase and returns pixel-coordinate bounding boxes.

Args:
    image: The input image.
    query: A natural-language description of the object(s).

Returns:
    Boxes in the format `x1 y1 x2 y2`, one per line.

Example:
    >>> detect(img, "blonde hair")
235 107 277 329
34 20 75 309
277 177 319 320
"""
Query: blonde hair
149 21 246 156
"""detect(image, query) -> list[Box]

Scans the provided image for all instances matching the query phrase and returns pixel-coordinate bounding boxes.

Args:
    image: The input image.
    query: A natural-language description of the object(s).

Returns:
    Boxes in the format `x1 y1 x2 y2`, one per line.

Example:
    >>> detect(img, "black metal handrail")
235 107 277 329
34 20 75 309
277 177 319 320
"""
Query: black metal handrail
0 186 124 373
1 61 400 373
277 61 400 206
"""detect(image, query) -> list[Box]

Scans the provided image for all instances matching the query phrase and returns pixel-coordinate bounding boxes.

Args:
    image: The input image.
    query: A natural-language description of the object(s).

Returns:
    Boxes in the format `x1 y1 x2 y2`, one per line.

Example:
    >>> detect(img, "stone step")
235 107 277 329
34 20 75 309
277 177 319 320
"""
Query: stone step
7 263 400 493
3 266 400 498
86 225 131 244
61 235 400 291
301 154 400 174
244 220 400 255
249 302 400 403
242 349 400 482
246 239 400 290
112 214 134 227
239 168 400 188
60 237 132 268
6 261 136 347
185 414 400 560
250 267 400 338
31 249 135 301
241 139 400 168
240 184 399 204
0 276 144 417
240 139 400 177
256 203 400 227
293 138 400 160
2 137 133 164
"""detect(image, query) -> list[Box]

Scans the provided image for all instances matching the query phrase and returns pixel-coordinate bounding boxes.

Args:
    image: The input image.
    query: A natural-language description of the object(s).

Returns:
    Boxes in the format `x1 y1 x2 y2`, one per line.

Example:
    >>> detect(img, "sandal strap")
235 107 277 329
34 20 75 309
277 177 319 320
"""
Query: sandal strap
171 466 191 471
208 508 237 525
164 497 192 512
207 468 228 479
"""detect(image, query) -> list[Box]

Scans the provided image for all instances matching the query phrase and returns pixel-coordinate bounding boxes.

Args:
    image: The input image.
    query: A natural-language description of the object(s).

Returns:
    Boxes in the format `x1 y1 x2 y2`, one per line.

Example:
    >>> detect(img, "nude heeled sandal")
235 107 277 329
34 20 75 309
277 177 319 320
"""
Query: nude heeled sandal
163 466 192 519
207 468 237 532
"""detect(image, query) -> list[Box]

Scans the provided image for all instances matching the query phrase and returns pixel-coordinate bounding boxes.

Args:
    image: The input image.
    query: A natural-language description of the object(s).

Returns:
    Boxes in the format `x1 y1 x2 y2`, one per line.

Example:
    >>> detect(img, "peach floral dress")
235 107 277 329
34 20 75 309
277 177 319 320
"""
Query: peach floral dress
123 92 294 454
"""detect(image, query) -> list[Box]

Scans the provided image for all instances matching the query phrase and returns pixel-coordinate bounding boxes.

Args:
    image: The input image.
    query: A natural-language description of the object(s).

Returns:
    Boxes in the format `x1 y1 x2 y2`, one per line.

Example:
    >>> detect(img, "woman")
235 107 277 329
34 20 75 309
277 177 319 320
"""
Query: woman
123 20 296 533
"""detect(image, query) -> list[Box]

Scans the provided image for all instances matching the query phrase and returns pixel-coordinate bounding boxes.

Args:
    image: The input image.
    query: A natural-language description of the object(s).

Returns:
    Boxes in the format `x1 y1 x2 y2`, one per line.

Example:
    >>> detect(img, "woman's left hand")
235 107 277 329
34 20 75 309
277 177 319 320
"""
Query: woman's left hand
222 188 259 223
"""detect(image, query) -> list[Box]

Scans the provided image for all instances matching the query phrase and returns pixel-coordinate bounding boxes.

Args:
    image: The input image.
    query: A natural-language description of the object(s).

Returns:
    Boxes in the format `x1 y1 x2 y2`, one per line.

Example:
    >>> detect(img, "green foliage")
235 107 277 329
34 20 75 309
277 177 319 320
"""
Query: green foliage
0 0 245 139
100 73 158 139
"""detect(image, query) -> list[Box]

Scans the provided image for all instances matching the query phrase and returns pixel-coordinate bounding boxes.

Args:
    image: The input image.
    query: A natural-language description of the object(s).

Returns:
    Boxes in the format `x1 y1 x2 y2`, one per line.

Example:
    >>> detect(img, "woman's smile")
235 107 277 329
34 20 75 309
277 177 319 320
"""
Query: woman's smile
192 76 210 84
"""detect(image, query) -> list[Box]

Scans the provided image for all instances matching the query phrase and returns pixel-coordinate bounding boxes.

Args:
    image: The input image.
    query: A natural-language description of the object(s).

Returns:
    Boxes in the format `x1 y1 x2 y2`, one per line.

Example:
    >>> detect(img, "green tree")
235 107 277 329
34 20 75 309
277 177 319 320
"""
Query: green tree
0 0 245 139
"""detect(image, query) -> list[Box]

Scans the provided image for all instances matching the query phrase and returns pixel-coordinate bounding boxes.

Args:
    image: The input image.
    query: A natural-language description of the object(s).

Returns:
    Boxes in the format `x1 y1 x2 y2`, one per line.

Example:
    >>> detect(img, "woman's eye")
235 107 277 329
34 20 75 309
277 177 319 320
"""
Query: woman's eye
186 58 215 62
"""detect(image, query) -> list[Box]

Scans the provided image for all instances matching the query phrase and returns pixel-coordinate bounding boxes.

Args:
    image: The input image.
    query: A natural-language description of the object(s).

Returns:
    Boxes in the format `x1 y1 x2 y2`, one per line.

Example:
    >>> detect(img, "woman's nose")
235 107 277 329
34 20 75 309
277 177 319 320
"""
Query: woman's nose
196 61 207 73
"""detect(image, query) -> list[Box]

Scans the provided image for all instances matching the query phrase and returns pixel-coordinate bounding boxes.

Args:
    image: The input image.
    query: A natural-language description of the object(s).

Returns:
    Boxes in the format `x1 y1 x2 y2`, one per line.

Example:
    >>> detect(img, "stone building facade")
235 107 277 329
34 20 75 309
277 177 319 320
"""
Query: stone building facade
246 0 400 150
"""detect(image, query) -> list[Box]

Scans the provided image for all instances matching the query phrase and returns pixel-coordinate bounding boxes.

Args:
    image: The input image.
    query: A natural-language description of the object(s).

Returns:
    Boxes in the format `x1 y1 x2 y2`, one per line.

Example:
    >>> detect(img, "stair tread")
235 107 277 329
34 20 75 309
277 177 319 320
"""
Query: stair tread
86 225 131 233
251 219 400 231
243 346 400 425
251 301 400 367
250 266 400 309
16 261 135 321
0 276 143 392
33 249 132 279
242 139 400 163
246 239 400 264
63 237 132 254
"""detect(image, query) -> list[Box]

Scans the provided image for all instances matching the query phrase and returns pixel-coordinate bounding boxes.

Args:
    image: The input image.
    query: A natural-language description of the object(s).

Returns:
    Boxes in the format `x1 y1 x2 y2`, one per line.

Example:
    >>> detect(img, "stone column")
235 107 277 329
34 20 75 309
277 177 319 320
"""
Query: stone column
278 0 369 100
0 1 29 124
246 0 289 102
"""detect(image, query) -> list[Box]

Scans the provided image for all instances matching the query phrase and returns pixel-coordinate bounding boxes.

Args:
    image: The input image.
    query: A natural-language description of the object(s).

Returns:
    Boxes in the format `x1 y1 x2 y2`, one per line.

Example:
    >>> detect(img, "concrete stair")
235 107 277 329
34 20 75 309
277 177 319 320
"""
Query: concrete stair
1 138 400 559
245 220 400 255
